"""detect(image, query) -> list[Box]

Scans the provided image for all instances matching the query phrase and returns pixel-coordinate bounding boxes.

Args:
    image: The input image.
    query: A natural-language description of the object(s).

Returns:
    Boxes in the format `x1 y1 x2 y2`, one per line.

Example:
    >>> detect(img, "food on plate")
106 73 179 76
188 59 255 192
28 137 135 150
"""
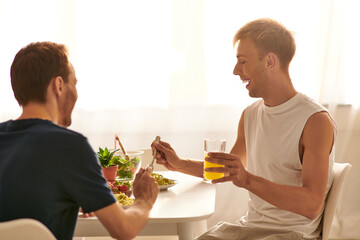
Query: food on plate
108 180 134 206
114 192 134 206
151 172 176 186
108 180 132 197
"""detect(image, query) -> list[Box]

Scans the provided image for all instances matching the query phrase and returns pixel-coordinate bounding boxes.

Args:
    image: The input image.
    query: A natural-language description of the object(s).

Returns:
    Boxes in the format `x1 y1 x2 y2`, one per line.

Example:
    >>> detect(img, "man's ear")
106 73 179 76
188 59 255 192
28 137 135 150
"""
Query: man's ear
52 76 64 97
266 52 277 69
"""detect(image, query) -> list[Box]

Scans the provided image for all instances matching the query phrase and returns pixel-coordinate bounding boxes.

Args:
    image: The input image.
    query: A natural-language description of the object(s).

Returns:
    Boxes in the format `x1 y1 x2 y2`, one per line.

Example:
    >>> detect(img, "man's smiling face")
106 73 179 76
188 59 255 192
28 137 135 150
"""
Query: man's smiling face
233 38 268 98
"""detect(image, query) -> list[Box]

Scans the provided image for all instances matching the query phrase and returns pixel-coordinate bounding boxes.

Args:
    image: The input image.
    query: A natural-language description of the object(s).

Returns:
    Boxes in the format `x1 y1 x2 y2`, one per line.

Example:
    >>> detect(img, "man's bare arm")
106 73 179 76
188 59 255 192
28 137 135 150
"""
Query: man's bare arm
95 168 159 240
153 111 247 178
95 199 153 240
153 140 204 178
209 111 334 219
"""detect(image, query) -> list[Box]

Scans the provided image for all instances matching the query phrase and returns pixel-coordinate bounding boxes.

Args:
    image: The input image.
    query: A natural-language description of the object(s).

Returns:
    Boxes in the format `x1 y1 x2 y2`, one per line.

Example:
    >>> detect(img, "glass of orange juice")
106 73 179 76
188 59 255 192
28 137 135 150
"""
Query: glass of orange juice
203 138 226 183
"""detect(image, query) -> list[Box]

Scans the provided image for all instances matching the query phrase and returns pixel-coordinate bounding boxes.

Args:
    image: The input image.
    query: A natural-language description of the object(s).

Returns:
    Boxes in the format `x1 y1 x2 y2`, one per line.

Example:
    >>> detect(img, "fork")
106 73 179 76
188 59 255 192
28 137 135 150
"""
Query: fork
146 136 161 171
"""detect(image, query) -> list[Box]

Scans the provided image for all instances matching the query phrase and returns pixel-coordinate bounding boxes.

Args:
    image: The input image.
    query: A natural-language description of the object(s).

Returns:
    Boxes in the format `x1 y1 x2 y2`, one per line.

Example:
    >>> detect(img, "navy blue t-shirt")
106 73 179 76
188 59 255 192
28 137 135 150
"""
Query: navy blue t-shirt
0 119 116 240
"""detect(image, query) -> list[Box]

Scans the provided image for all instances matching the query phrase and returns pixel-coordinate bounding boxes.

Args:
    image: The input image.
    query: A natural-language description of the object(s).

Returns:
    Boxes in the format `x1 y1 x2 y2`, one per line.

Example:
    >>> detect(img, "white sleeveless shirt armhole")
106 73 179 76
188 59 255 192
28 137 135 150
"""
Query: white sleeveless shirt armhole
237 93 336 239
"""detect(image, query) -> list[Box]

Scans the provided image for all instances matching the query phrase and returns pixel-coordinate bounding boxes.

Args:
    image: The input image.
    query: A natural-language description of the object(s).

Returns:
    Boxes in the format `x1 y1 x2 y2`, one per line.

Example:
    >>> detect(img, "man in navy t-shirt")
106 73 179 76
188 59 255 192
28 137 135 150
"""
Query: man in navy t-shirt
0 42 159 240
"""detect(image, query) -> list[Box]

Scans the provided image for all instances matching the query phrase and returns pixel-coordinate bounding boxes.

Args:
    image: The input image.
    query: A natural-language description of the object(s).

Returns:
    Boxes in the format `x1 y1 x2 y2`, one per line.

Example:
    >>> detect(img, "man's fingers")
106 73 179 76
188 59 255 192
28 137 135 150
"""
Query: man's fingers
138 168 145 175
134 168 145 181
204 167 226 173
156 159 166 164
205 167 240 175
154 142 171 154
211 176 233 184
207 152 238 160
205 156 240 168
81 211 95 218
158 141 175 151
145 166 153 173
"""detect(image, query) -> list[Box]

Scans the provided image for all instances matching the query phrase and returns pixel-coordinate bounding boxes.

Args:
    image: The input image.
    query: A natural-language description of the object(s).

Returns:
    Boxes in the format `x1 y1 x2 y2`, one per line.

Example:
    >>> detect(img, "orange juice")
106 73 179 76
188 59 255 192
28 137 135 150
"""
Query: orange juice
203 153 224 181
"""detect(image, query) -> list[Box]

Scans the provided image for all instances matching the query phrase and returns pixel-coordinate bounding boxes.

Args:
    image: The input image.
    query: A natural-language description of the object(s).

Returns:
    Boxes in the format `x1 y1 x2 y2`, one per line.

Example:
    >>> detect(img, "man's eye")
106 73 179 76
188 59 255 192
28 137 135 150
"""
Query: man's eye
240 61 246 64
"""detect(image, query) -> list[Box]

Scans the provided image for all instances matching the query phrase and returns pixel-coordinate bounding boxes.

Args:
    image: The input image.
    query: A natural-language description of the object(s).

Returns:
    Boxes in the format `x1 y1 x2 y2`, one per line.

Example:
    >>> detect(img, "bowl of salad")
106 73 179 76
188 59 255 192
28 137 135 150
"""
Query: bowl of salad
108 180 132 197
112 150 143 181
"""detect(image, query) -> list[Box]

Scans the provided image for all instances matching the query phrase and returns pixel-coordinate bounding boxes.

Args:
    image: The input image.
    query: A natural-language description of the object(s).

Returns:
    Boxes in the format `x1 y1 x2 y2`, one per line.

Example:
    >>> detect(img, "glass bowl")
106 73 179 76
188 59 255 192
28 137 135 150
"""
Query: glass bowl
114 150 143 181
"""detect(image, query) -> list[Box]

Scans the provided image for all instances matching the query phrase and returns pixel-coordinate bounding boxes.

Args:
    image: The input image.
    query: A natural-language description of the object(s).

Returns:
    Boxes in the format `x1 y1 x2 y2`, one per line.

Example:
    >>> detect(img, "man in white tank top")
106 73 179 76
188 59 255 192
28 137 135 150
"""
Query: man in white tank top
153 18 336 240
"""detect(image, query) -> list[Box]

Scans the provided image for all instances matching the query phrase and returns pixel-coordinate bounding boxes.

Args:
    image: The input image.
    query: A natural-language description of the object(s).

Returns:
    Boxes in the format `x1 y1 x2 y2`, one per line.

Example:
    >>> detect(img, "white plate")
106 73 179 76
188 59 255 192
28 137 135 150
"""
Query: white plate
159 180 178 190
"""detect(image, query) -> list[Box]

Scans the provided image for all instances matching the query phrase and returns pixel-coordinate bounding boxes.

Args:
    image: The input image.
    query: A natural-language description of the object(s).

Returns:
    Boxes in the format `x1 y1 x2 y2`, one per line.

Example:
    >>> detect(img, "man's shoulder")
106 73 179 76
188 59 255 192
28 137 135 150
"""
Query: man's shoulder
6 119 89 146
297 93 326 110
46 123 85 138
244 99 263 114
27 120 85 140
0 120 12 131
246 99 263 108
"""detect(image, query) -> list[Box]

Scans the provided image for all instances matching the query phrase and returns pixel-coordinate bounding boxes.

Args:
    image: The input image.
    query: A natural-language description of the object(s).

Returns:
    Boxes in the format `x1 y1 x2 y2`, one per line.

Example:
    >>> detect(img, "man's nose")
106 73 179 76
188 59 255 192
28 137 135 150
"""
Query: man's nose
233 63 241 76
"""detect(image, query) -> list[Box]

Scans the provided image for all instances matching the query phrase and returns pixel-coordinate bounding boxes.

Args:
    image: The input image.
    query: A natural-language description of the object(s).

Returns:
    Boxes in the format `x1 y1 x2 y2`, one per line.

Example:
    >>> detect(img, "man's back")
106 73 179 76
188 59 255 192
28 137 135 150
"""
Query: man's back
0 119 116 240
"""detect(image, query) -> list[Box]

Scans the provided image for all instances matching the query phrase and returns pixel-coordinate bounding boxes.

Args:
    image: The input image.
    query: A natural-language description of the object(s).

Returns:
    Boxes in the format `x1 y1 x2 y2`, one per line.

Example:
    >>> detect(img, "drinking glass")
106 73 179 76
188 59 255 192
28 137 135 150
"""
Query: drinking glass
203 138 226 183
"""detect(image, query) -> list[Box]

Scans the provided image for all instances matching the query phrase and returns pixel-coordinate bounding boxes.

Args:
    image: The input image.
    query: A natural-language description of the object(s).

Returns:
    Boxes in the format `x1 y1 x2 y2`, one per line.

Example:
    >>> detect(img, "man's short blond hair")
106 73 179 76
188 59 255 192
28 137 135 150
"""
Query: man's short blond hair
233 18 296 71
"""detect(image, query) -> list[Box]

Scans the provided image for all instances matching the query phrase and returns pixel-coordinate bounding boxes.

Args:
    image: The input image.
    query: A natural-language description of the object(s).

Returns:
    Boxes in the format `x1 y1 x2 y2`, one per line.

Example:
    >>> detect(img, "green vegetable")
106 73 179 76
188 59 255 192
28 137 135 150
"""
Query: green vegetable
97 146 141 179
117 157 141 179
114 180 131 188
97 147 120 168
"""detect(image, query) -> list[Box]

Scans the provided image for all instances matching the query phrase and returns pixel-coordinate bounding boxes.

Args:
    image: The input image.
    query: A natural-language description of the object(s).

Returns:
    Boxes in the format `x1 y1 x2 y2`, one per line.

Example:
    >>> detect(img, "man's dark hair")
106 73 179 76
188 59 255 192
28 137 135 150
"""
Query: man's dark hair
10 42 69 106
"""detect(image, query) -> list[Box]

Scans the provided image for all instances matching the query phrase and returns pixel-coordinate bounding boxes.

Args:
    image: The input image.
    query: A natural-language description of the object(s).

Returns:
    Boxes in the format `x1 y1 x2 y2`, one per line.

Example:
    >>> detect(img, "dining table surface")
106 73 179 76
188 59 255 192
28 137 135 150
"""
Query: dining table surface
74 171 217 240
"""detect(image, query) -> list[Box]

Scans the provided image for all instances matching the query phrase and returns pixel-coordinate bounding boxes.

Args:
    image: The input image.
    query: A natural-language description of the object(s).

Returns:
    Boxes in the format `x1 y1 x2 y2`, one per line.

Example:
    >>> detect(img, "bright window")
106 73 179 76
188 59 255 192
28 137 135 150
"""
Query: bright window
1 0 359 119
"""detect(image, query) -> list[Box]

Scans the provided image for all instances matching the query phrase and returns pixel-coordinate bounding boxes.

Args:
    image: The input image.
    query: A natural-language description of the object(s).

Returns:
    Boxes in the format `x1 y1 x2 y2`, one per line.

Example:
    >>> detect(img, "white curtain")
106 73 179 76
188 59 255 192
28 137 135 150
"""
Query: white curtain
1 0 359 238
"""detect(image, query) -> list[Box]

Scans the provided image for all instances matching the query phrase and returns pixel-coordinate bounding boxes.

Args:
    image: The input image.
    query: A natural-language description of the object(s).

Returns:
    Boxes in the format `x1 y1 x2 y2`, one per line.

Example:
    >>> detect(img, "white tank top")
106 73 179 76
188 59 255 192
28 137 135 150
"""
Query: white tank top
237 93 336 239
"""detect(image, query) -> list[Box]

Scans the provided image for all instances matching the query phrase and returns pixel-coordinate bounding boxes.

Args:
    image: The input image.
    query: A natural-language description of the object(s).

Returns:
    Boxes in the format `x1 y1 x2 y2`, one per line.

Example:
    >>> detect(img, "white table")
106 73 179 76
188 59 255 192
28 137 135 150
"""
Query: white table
74 171 216 240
